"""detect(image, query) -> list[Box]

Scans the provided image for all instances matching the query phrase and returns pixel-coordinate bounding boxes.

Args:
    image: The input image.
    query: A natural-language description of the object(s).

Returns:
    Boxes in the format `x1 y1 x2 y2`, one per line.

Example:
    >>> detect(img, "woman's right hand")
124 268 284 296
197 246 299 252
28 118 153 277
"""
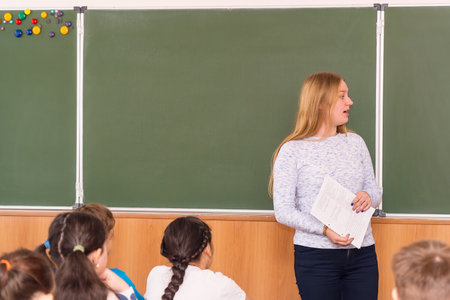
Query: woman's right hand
324 226 354 246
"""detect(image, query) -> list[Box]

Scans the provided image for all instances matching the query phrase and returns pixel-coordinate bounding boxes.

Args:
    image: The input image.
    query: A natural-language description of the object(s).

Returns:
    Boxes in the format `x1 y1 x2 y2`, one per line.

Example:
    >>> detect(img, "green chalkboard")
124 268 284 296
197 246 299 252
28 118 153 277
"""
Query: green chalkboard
384 7 450 214
0 10 77 206
83 9 376 209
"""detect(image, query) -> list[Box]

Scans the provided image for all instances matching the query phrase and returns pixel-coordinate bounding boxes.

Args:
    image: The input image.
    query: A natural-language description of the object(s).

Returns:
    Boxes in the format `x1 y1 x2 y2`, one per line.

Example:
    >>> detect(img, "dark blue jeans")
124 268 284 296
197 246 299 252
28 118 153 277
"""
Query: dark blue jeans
294 244 378 300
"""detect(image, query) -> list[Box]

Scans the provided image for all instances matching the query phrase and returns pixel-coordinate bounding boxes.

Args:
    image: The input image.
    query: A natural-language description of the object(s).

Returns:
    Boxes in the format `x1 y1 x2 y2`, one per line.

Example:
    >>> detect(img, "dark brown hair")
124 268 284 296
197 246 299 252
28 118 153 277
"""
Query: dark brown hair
392 239 450 300
74 203 115 238
160 216 212 300
0 248 54 300
39 212 110 300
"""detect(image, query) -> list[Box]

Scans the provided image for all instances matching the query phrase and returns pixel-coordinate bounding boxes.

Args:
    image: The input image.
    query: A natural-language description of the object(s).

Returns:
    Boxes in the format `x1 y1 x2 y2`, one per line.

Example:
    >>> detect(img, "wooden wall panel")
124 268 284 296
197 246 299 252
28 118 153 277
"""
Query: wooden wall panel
1 211 450 300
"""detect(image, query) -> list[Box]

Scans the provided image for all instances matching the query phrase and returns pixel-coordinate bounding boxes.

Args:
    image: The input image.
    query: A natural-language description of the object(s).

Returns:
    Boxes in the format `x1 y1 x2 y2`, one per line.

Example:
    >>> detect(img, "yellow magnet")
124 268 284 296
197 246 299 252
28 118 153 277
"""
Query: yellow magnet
60 25 69 35
4 13 12 22
41 12 48 19
32 26 41 35
25 9 31 15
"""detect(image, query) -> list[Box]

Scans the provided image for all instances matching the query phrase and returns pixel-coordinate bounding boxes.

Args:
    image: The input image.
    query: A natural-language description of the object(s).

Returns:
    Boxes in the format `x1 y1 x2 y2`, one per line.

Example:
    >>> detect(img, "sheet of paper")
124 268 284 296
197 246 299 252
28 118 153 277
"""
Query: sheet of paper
311 175 374 249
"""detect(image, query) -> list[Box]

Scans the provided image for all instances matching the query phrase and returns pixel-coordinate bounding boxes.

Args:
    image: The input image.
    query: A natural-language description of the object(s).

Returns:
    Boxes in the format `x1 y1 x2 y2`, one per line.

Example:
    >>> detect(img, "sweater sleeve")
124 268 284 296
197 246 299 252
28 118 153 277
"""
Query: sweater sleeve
358 136 382 208
273 143 323 235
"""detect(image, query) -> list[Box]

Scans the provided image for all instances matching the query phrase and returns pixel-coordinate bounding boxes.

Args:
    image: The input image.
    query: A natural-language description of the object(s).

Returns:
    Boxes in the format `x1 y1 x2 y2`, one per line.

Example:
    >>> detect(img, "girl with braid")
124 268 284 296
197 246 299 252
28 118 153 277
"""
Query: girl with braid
36 212 136 300
144 216 252 300
0 248 54 300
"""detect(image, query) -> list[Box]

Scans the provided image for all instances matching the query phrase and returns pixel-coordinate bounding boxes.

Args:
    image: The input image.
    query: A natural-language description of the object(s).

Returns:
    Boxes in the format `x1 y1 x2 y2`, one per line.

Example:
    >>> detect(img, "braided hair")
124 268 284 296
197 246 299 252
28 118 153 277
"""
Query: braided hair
160 216 212 300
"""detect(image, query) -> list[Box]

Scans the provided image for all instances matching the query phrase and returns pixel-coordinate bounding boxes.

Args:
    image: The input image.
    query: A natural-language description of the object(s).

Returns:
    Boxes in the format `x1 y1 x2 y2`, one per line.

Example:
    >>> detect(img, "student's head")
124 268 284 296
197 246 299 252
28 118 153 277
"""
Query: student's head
391 239 450 300
74 203 115 253
41 212 110 300
160 216 212 300
0 248 54 300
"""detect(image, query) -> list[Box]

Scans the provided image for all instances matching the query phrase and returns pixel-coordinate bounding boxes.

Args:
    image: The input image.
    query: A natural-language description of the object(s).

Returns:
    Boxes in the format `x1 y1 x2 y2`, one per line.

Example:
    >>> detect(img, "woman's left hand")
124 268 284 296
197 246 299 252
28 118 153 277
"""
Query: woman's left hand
351 191 372 213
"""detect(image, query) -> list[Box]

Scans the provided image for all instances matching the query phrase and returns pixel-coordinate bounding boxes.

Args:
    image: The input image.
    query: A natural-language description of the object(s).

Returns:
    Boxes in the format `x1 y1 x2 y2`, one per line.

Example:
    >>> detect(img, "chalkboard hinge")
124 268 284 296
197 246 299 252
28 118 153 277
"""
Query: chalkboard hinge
372 208 386 217
74 6 88 13
373 3 388 11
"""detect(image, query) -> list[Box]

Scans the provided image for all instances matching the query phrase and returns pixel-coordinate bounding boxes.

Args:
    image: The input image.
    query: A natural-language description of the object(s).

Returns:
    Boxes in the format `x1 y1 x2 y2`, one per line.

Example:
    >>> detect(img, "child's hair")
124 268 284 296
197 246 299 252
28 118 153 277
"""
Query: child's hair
392 239 450 300
38 212 110 300
74 203 115 238
160 216 212 300
0 248 54 300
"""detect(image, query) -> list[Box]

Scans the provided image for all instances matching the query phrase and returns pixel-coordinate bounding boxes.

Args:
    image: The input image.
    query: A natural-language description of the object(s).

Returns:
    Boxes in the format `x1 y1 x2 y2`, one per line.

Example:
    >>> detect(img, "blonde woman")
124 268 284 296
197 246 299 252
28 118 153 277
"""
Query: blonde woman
270 72 382 300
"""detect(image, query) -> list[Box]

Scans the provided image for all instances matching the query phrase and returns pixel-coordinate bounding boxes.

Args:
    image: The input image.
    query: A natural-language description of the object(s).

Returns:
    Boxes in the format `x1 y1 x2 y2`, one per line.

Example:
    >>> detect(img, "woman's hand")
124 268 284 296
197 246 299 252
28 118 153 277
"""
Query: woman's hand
99 268 130 293
324 226 354 246
351 191 372 213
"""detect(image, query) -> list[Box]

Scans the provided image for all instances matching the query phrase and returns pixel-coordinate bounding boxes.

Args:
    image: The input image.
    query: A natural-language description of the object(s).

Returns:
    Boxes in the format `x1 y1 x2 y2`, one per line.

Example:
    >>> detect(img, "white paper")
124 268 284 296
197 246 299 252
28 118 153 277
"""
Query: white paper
311 175 374 249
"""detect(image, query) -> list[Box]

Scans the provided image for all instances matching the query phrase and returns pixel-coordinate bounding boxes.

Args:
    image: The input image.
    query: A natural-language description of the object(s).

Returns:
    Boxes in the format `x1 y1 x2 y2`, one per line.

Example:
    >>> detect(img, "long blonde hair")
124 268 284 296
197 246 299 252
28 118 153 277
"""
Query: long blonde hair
268 72 349 197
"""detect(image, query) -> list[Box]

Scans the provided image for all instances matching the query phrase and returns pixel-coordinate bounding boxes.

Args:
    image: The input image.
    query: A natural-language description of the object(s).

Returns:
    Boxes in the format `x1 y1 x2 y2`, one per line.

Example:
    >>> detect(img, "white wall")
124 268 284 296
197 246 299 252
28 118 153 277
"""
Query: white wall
1 0 450 10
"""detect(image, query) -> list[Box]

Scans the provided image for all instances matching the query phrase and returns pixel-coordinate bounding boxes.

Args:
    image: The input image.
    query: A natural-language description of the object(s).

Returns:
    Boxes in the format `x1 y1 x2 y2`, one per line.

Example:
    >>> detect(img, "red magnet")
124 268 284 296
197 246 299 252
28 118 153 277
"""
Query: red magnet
15 18 22 25
31 18 37 24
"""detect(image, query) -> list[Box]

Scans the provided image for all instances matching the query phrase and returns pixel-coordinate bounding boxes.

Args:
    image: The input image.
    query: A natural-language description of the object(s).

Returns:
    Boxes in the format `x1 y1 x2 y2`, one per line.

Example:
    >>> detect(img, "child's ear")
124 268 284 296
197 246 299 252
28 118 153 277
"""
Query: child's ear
391 287 399 300
87 248 102 266
204 244 212 257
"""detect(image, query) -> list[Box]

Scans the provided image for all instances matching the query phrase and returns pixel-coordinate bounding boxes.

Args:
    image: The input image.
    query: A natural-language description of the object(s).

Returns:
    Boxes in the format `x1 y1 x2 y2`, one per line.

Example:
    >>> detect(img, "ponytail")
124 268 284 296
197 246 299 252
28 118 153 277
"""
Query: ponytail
161 216 212 300
43 212 109 300
54 250 108 300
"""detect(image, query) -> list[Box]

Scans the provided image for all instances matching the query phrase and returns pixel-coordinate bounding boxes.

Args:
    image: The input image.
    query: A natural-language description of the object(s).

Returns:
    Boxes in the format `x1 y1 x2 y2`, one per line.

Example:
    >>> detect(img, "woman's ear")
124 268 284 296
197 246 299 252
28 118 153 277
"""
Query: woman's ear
87 248 102 266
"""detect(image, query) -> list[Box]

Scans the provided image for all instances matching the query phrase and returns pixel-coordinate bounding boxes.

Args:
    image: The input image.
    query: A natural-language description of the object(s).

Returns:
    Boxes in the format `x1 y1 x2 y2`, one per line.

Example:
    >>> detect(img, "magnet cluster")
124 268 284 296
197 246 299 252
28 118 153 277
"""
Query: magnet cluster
0 9 73 38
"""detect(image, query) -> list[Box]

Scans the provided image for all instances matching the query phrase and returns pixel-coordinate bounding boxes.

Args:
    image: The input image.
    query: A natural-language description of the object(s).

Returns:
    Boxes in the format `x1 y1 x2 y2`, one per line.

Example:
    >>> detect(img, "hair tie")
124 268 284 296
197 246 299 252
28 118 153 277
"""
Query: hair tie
44 239 51 250
73 245 85 253
0 259 11 271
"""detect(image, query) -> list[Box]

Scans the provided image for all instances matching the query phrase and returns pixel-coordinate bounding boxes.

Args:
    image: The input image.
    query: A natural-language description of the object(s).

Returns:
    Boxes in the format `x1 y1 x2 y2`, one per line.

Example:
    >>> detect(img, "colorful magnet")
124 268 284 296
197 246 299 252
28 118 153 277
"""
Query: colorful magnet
32 26 41 35
9 20 13 24
41 12 48 19
4 13 12 22
2 20 7 24
15 19 22 25
25 9 31 15
48 31 55 38
64 21 72 27
14 29 23 37
31 18 37 24
57 11 64 17
26 28 33 35
50 9 55 14
18 12 26 20
60 25 69 35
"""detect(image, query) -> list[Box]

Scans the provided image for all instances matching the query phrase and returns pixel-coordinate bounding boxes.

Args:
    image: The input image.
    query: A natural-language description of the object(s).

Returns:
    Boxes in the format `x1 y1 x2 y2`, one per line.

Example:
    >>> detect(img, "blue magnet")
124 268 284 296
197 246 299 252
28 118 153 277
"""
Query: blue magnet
9 20 13 24
50 9 55 14
26 28 33 35
14 29 23 37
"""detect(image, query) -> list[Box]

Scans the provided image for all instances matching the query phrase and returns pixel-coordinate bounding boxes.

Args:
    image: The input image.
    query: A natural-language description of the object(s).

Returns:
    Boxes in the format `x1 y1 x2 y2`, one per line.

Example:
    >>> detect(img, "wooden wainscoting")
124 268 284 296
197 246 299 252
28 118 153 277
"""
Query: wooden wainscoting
1 210 450 300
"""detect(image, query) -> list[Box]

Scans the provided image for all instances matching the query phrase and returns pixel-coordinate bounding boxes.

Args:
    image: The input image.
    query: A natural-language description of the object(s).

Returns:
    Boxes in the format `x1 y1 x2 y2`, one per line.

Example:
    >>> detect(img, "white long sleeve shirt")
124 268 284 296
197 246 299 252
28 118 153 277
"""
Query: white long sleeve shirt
273 133 382 249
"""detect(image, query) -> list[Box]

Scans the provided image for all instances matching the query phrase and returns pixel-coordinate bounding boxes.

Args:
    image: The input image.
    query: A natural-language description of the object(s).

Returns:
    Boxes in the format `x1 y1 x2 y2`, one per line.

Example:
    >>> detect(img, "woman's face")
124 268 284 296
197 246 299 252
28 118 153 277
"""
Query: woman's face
330 80 353 127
